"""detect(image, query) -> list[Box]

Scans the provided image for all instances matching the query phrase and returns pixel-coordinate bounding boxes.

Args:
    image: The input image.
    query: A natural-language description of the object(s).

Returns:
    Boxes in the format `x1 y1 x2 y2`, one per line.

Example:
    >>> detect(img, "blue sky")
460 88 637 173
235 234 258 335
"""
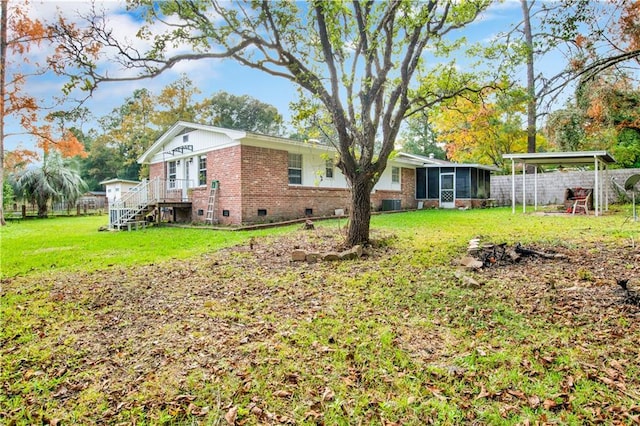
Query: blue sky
5 0 538 154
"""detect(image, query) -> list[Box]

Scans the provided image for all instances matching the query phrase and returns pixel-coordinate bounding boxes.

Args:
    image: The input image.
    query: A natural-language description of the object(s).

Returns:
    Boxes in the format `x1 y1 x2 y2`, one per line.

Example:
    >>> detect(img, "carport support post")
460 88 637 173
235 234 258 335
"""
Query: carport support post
522 161 526 213
594 155 599 216
534 166 538 211
511 159 516 214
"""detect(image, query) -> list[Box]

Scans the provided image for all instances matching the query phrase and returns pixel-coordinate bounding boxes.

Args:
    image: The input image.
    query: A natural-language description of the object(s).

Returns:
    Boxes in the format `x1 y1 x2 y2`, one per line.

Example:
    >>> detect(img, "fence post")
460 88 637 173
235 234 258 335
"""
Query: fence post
22 205 26 218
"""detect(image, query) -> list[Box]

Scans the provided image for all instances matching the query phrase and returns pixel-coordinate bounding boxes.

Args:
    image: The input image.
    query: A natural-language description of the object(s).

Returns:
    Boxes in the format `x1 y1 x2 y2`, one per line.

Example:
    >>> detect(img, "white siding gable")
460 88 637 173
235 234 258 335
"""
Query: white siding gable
148 129 239 164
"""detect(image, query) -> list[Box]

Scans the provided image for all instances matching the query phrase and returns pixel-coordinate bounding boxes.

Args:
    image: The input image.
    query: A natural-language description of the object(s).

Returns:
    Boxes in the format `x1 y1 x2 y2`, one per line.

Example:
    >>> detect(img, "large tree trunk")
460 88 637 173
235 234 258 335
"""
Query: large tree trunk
0 0 8 226
347 174 374 247
521 0 537 153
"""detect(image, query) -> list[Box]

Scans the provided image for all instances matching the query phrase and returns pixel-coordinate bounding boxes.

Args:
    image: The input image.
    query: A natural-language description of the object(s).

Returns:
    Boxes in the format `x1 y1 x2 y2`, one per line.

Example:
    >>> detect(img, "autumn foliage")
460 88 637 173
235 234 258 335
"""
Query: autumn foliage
2 0 86 163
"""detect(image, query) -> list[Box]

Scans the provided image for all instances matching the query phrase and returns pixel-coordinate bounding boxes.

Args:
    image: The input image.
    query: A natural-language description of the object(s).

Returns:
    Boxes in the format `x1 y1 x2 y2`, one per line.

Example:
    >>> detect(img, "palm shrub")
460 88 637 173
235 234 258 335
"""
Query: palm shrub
14 152 87 218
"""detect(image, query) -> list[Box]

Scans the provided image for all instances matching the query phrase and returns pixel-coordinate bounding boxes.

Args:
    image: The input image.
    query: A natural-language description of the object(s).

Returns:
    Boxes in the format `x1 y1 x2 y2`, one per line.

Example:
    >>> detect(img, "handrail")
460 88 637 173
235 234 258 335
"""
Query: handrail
108 178 193 229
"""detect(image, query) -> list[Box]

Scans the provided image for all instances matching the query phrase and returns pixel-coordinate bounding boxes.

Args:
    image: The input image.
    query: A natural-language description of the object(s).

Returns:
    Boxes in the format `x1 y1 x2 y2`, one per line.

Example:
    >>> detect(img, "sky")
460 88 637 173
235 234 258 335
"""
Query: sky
4 0 548 154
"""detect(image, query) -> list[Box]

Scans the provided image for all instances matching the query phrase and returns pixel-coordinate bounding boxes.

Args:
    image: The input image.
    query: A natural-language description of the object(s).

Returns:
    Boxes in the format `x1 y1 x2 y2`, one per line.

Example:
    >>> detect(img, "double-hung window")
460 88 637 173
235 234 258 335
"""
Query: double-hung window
391 166 400 184
168 161 177 188
325 159 334 179
288 153 302 185
198 156 207 186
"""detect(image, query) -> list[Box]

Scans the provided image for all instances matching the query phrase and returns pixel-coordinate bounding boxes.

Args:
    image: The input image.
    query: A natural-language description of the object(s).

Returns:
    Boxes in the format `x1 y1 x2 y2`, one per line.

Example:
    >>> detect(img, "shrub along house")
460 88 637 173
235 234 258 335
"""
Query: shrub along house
107 121 497 229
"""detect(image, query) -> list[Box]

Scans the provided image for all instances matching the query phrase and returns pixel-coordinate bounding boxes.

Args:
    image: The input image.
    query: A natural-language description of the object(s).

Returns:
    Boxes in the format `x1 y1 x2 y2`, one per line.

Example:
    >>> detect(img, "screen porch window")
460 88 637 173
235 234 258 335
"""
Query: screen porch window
288 153 302 185
168 161 176 188
198 156 207 186
391 166 400 184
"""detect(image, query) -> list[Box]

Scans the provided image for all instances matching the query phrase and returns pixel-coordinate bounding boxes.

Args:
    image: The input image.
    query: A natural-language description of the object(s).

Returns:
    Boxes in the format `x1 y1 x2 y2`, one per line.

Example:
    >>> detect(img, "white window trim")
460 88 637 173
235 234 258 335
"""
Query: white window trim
288 153 303 185
392 166 401 184
198 156 207 186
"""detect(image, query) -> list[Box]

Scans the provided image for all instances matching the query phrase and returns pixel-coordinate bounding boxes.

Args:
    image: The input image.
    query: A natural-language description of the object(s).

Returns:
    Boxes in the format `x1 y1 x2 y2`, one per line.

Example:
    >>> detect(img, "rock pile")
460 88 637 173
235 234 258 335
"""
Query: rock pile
291 245 363 263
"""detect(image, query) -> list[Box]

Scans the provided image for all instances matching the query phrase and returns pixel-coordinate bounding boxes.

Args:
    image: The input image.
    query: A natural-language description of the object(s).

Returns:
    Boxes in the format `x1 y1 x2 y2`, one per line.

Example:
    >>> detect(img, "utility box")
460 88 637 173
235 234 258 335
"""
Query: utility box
381 199 401 211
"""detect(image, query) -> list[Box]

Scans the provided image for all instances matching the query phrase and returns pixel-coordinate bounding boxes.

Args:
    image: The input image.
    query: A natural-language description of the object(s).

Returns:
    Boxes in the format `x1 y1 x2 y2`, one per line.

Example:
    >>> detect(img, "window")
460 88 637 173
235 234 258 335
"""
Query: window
325 159 334 179
416 168 426 199
168 161 176 188
471 168 479 198
183 134 189 143
391 166 400 184
198 156 207 186
427 168 439 199
288 153 302 185
456 168 470 198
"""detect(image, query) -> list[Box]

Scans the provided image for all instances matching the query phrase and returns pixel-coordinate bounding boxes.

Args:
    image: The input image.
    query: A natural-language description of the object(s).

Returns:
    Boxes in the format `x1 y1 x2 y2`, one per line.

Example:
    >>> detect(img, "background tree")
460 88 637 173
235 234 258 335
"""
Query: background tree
544 105 585 152
151 74 200 128
13 151 87 217
52 1 492 246
196 91 283 135
546 71 640 167
431 88 550 169
398 111 445 159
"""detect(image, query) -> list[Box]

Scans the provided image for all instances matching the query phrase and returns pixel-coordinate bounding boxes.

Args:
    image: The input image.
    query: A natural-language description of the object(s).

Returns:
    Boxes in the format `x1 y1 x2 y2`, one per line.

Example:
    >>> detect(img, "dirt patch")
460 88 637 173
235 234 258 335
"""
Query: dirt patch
474 241 640 313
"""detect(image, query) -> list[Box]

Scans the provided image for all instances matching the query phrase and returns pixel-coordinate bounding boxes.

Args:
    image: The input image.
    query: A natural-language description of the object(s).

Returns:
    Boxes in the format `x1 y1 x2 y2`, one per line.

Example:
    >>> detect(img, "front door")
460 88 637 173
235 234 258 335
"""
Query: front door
440 172 455 208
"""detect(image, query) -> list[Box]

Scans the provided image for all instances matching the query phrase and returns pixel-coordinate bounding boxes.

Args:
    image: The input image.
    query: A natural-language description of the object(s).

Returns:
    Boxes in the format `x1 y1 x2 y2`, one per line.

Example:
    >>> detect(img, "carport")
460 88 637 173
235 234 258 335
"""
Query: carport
503 151 617 216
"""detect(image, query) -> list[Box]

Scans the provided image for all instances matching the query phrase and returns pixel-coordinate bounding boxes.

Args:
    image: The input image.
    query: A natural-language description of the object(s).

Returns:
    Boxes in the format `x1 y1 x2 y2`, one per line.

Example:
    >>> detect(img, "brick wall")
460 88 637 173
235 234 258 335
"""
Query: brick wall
149 163 163 180
370 168 417 211
153 146 422 225
213 145 243 224
491 167 640 206
240 145 351 223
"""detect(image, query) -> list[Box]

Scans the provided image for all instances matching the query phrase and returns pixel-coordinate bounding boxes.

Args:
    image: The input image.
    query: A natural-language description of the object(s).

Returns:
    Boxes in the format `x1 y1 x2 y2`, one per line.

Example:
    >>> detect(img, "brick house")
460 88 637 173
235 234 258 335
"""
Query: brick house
107 121 497 229
135 121 424 226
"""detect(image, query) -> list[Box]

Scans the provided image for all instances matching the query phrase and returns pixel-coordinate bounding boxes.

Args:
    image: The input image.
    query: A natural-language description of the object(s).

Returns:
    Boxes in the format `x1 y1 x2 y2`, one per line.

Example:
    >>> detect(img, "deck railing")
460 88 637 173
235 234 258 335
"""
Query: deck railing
108 178 192 229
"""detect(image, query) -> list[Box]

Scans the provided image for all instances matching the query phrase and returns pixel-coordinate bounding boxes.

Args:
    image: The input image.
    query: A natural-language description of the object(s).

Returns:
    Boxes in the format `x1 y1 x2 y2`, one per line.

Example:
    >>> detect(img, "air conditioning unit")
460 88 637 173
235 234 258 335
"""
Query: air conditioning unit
381 199 401 211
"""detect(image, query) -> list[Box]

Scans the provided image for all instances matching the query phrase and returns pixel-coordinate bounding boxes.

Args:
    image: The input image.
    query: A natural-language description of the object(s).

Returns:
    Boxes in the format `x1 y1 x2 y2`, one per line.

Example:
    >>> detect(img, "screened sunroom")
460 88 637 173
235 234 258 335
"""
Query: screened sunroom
415 164 498 209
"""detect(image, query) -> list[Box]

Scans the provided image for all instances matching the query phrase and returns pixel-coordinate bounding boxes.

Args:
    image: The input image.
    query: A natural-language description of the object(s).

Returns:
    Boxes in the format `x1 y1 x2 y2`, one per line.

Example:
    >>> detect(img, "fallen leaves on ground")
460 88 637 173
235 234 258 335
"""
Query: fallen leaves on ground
1 228 639 424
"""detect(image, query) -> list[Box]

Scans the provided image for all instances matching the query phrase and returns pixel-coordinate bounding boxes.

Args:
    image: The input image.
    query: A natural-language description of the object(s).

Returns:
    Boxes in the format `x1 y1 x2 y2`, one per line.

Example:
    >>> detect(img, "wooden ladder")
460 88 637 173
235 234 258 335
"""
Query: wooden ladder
205 180 219 225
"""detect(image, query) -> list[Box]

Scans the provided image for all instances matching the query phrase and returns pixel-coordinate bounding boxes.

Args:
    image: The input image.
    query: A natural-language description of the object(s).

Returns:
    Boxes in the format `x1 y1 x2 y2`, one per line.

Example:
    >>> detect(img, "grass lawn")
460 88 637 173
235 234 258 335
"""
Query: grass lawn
1 208 639 425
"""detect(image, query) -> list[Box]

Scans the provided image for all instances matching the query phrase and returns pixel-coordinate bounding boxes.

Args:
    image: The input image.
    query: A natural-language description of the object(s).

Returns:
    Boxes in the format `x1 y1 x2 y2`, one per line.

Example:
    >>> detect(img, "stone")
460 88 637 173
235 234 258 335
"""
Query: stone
291 250 307 262
339 244 363 260
323 253 341 261
459 256 483 270
461 275 482 288
306 252 322 263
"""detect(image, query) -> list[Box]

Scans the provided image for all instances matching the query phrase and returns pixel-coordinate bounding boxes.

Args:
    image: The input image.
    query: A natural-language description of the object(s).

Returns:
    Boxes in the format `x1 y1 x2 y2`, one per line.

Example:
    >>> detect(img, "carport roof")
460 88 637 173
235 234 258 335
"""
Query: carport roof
503 151 616 165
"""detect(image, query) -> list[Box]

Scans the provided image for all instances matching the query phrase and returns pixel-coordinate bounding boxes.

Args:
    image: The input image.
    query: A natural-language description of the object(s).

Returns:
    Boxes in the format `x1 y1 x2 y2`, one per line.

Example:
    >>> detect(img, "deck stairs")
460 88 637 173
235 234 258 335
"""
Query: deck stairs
108 178 161 230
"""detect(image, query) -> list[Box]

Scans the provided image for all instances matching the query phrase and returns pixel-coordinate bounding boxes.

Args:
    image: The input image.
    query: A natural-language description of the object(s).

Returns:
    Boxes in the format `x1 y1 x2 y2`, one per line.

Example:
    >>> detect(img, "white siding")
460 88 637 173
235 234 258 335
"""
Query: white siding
149 129 239 164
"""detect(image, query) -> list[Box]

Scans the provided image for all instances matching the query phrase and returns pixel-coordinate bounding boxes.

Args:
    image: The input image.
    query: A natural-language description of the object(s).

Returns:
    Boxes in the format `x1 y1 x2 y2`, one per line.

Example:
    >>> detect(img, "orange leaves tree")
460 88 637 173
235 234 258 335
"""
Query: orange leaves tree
1 0 86 225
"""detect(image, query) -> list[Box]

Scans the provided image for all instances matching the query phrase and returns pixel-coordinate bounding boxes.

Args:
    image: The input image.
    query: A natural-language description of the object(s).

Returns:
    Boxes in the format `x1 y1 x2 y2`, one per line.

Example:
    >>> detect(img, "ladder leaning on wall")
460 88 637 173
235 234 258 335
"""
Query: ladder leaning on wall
205 180 219 225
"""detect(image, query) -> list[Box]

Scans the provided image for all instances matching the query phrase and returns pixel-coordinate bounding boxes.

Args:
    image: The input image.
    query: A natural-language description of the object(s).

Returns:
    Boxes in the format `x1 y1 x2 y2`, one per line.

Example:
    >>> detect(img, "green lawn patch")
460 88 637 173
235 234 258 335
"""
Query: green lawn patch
1 209 639 425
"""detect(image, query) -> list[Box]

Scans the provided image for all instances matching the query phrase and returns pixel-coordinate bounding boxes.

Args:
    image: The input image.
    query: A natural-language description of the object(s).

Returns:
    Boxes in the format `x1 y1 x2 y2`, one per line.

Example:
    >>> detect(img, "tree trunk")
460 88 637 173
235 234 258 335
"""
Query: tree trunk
0 0 8 226
37 202 48 218
347 174 373 247
521 0 537 153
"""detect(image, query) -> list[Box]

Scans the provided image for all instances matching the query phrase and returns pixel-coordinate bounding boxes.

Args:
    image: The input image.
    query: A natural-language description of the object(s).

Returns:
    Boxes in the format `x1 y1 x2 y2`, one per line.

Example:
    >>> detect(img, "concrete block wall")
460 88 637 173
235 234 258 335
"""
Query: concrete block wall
491 168 640 206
